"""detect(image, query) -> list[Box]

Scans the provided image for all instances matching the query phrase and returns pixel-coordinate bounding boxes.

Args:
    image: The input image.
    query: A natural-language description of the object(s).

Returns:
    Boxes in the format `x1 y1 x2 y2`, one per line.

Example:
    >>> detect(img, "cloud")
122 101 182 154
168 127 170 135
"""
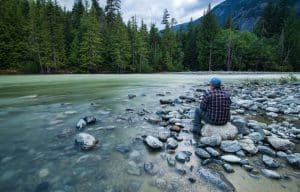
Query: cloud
58 0 224 29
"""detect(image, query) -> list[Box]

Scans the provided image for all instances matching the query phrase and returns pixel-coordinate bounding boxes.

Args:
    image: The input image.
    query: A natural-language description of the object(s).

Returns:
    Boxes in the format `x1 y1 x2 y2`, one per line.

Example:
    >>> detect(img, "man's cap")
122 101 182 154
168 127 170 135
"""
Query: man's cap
209 77 221 88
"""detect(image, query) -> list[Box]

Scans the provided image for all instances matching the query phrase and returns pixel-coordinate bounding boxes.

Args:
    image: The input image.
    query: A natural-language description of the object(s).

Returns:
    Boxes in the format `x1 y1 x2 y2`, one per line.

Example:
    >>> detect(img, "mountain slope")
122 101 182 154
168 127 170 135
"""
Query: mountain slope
173 0 300 31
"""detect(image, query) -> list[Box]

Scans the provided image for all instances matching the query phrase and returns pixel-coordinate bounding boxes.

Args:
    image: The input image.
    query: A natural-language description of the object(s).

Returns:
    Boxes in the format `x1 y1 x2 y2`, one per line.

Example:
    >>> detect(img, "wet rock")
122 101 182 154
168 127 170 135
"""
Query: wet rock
242 165 253 172
197 167 236 192
200 135 222 147
195 148 211 159
144 162 158 176
247 132 264 143
266 112 278 118
74 133 98 150
236 150 246 157
257 146 276 156
235 99 255 109
266 107 280 113
240 159 250 165
83 116 97 125
223 163 234 173
167 157 176 166
201 123 238 140
38 168 49 178
201 159 212 166
158 131 170 142
261 169 281 179
127 161 141 176
160 99 173 105
267 136 295 151
128 94 136 99
221 155 241 163
220 140 241 153
286 153 300 168
239 139 258 154
206 147 220 157
188 177 196 183
76 119 86 130
276 151 288 158
231 117 249 135
175 151 192 163
35 181 50 192
115 144 131 154
144 136 163 150
166 138 178 149
262 155 280 169
175 167 187 175
76 154 101 164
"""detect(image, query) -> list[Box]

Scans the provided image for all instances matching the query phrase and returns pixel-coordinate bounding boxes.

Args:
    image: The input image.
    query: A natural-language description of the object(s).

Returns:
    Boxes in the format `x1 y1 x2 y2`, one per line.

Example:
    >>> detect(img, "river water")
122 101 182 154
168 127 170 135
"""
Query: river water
0 74 299 192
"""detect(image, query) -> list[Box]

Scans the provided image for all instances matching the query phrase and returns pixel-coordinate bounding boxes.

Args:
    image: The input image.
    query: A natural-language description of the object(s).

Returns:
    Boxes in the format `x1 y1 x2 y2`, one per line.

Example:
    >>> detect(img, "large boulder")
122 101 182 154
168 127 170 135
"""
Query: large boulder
267 136 295 151
201 123 238 140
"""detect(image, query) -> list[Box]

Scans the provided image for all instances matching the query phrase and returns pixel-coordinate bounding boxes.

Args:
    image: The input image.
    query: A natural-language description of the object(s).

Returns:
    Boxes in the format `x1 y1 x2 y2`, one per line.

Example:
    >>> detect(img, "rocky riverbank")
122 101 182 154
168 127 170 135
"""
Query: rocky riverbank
128 79 300 191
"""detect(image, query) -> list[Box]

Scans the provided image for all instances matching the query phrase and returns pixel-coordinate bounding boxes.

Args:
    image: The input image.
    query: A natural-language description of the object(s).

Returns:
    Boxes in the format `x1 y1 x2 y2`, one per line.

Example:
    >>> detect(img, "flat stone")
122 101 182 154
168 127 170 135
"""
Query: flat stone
267 136 295 151
262 155 280 169
201 123 238 140
145 136 163 149
261 169 281 179
220 140 241 153
195 148 211 159
239 139 258 154
221 155 241 163
200 135 222 147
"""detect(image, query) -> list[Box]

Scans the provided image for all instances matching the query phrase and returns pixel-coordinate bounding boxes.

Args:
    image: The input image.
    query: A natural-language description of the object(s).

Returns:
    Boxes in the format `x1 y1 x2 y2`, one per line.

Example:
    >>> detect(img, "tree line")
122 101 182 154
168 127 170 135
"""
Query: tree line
0 0 299 73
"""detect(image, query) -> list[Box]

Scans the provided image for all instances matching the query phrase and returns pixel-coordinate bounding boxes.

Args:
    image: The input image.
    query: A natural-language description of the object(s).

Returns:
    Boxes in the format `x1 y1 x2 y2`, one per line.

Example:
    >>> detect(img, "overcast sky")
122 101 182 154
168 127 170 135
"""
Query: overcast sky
58 0 224 29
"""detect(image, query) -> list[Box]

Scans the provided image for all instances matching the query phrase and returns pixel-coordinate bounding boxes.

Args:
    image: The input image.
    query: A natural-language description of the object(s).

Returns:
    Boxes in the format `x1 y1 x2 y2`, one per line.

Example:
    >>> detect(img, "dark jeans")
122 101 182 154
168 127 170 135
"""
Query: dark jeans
192 107 212 135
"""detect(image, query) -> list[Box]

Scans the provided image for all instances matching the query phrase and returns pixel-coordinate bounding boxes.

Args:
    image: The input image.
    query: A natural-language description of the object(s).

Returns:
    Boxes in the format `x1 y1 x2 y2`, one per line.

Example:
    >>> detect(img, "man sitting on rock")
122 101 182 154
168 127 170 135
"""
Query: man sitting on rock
192 77 231 135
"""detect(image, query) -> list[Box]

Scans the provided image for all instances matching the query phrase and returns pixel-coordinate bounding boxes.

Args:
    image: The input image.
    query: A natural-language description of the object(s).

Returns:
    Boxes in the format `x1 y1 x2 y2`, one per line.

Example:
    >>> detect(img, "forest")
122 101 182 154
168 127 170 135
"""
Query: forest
0 0 299 73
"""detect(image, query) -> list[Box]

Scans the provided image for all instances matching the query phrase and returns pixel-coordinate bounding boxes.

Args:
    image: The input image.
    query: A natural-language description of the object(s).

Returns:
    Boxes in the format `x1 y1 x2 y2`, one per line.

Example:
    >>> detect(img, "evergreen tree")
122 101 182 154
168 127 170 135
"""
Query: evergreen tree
149 24 161 71
183 19 198 71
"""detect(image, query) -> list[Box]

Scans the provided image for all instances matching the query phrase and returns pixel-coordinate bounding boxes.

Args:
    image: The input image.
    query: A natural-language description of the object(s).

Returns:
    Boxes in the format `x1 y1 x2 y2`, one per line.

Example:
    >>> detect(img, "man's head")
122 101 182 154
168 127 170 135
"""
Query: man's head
209 77 222 89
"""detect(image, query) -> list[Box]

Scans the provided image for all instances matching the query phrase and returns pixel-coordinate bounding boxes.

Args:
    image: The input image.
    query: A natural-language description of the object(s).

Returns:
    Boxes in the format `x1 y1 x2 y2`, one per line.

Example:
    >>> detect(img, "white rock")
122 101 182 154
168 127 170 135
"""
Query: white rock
201 123 238 140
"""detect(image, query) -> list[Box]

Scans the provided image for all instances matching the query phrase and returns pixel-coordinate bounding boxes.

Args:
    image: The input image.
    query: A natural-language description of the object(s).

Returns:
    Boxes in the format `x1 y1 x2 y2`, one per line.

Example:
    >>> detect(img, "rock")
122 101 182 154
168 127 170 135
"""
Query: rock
235 99 254 109
167 157 176 166
76 119 86 130
83 116 96 124
35 181 50 192
236 150 246 157
242 165 253 172
157 131 170 142
166 138 178 149
257 146 276 156
247 132 264 143
175 151 192 163
115 144 131 154
266 107 280 113
286 153 300 168
231 117 249 135
74 133 98 150
76 154 101 164
144 162 158 175
201 123 238 140
206 147 220 157
127 161 141 176
200 135 222 147
223 163 234 173
38 168 49 178
261 169 281 179
220 140 241 153
169 118 181 124
160 99 173 105
170 125 181 132
188 177 196 183
239 139 258 154
146 117 161 124
128 94 136 99
267 136 295 151
262 155 280 168
129 150 142 162
175 167 187 175
277 151 288 158
239 159 250 165
266 112 278 118
195 148 211 159
221 155 241 163
144 136 163 149
197 167 236 192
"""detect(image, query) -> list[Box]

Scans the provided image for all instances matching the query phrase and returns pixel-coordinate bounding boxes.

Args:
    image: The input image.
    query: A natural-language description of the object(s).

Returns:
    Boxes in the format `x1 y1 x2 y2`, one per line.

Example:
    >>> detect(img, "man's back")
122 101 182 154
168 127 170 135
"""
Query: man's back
201 89 231 125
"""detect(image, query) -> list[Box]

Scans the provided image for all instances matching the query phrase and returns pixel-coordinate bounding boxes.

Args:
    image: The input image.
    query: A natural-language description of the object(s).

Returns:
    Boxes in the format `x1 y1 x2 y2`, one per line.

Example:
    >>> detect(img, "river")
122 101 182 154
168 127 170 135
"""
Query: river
0 74 299 192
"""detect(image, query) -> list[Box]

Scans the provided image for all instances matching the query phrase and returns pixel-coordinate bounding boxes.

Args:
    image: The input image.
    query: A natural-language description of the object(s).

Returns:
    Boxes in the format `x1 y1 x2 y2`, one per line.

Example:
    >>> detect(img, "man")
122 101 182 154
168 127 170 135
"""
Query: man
192 77 231 134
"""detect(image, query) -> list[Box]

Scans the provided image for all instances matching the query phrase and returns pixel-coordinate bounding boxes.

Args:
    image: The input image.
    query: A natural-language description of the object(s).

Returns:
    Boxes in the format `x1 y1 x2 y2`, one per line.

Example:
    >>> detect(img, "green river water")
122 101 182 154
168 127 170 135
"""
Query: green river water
0 74 299 192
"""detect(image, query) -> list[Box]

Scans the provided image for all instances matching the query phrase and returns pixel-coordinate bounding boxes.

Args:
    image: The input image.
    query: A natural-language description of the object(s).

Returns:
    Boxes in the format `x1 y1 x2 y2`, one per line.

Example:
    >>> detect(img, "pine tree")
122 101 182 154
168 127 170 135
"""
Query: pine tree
183 19 198 70
149 24 161 71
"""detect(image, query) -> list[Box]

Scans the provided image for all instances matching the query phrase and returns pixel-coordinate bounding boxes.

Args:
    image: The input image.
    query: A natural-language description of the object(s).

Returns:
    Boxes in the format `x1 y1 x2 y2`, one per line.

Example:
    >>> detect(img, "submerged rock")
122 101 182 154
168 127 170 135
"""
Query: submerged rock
144 136 163 149
262 155 280 169
74 133 98 150
175 151 192 163
261 169 281 179
201 123 238 140
197 167 236 192
144 162 158 176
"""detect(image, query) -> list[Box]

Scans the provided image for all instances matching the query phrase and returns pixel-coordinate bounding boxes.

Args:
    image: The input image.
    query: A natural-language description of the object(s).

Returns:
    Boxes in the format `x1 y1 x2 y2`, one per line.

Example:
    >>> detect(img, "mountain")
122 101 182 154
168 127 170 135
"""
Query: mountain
173 0 300 32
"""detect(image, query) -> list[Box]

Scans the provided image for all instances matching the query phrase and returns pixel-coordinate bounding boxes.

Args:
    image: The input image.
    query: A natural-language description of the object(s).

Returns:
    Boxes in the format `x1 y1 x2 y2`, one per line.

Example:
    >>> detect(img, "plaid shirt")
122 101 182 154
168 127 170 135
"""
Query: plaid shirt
200 89 231 125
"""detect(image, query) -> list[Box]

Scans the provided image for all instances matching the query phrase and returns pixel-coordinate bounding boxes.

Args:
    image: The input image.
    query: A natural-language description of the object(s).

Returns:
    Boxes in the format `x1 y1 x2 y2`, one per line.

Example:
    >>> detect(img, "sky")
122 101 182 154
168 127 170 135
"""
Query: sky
58 0 224 29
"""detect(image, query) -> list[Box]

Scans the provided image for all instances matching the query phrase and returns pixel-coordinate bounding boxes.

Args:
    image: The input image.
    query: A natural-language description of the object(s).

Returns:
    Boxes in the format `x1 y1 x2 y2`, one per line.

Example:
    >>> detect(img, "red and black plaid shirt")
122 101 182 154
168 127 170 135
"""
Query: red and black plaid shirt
200 89 231 125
